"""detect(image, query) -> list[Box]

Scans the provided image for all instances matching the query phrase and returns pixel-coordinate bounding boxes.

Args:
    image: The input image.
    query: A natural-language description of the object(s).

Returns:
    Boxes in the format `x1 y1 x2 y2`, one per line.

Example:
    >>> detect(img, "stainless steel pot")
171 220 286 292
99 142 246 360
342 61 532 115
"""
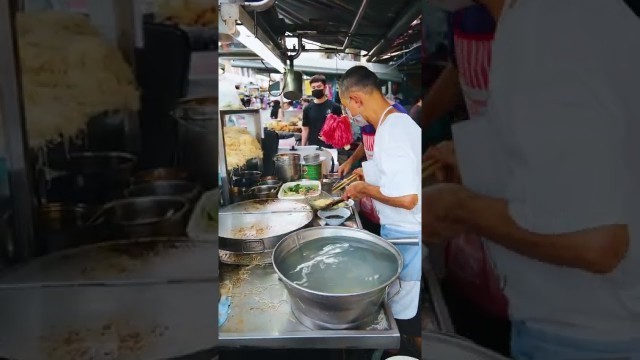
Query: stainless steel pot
247 185 278 199
46 152 137 204
125 181 200 203
257 179 282 188
274 153 301 182
93 196 188 238
272 227 412 330
174 95 218 190
36 203 99 255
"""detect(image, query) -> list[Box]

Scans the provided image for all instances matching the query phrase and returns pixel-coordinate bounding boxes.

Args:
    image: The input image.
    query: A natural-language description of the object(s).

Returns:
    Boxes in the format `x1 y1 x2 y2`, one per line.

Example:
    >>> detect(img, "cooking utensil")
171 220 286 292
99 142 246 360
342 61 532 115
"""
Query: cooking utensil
218 199 313 255
272 227 403 330
317 208 350 226
274 153 301 182
45 152 137 204
95 196 189 238
332 173 359 193
257 179 282 188
247 185 279 200
125 180 200 203
174 95 218 190
36 203 98 255
0 238 216 286
133 168 189 184
318 197 347 211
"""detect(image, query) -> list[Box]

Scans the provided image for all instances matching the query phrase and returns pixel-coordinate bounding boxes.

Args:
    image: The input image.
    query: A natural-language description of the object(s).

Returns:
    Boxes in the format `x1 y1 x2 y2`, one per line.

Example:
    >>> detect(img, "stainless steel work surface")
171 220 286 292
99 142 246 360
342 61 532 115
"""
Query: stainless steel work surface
219 264 400 349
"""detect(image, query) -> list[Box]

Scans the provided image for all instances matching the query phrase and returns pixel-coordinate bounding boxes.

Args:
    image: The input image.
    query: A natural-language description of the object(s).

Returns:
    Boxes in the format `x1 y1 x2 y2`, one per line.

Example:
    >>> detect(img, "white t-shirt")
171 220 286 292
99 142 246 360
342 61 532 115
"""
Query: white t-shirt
362 112 422 231
459 0 640 340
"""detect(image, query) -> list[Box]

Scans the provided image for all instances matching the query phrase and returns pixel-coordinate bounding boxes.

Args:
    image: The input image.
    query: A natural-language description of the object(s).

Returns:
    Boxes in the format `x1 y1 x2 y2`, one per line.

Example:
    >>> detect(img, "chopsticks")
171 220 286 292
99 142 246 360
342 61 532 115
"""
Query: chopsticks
318 197 347 211
332 173 359 193
422 159 441 181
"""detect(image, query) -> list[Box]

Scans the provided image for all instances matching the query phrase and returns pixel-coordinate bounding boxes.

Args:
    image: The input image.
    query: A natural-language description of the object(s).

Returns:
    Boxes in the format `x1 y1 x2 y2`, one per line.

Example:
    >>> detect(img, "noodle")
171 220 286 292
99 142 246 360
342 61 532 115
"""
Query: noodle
0 12 139 148
223 127 262 168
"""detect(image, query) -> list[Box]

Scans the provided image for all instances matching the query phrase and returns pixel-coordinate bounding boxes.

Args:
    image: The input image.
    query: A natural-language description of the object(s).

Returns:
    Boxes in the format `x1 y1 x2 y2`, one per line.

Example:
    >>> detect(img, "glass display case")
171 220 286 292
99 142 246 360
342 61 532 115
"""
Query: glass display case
219 108 262 141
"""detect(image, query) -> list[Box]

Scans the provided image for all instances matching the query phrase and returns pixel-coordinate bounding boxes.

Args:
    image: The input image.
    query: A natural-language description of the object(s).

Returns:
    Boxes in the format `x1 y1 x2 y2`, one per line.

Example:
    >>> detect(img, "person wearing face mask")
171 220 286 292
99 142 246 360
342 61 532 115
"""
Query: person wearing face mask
423 0 511 356
302 74 342 147
424 0 640 359
339 66 422 356
338 100 409 237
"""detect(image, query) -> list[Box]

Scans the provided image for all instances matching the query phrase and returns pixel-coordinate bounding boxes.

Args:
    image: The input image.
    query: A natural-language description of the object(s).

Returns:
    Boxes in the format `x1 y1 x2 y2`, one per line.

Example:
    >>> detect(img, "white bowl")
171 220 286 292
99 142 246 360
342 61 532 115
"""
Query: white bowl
317 208 351 226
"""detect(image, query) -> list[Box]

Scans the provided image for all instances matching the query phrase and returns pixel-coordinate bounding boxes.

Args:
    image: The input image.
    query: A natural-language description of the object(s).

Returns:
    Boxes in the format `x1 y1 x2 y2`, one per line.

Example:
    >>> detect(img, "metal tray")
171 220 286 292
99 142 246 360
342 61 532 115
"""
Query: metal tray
0 238 217 287
217 199 313 254
186 190 219 242
0 281 218 360
219 264 400 349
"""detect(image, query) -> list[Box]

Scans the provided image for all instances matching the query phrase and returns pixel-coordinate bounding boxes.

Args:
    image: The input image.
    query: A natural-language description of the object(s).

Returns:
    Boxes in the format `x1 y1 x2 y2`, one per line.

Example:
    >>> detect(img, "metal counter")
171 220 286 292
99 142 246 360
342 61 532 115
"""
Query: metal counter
218 207 401 349
422 258 454 333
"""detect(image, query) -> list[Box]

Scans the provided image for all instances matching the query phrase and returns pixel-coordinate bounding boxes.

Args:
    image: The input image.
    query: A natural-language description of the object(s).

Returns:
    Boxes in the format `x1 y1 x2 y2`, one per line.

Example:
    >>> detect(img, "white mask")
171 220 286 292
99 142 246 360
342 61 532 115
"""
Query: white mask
427 0 475 11
345 100 368 127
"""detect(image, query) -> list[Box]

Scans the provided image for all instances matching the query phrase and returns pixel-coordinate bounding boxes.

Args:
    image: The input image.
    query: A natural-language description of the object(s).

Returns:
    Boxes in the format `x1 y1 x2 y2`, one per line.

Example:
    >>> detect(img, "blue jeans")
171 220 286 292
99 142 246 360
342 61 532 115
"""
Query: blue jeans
512 321 640 360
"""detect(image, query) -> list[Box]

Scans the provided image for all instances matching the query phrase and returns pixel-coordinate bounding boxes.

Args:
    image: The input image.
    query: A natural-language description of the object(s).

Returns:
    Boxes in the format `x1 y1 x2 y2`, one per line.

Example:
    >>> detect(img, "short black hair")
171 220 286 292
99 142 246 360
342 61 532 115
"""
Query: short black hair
339 66 380 95
310 74 327 86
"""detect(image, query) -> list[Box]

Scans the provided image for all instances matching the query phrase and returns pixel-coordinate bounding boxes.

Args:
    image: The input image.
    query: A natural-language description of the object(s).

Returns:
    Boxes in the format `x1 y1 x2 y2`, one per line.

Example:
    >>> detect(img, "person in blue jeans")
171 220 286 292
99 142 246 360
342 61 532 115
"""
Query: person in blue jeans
339 66 422 357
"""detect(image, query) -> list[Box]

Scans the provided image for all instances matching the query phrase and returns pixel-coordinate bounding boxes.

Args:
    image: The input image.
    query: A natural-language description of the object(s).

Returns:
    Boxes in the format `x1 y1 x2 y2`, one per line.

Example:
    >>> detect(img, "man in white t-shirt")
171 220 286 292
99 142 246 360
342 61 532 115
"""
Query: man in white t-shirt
339 66 422 352
424 0 640 359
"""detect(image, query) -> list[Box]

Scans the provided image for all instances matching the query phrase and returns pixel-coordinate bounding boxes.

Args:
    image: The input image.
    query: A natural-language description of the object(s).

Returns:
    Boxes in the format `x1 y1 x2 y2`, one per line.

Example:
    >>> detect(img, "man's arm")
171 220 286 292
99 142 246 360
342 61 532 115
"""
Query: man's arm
452 192 628 274
301 127 309 146
361 183 418 211
345 144 365 166
422 63 463 129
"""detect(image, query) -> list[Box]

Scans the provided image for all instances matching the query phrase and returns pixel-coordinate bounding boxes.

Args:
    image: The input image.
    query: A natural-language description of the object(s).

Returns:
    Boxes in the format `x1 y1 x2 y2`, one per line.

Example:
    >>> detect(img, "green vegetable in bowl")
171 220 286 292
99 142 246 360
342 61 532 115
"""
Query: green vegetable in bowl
283 183 319 196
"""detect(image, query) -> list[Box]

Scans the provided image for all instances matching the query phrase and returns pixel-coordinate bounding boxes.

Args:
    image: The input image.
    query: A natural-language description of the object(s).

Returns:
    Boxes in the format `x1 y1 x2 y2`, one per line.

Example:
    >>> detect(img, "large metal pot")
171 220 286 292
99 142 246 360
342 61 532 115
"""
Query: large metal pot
272 227 405 330
132 168 189 184
273 153 301 182
45 152 137 204
174 95 218 190
125 180 201 204
94 196 188 239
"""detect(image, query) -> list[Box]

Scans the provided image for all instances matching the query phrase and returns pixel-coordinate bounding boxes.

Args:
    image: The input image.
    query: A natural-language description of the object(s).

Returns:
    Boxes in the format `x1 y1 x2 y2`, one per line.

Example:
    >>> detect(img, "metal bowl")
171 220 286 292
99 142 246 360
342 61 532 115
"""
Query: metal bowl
98 196 188 238
133 168 189 184
257 179 282 188
125 181 200 203
66 152 136 173
248 185 279 200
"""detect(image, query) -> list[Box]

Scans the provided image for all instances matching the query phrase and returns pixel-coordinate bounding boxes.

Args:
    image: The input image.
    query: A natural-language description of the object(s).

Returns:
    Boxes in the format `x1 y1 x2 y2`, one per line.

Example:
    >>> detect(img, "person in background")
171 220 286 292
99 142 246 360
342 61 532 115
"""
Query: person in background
302 74 342 147
278 100 293 120
422 0 511 356
409 97 422 125
424 0 640 359
340 66 421 358
270 100 281 120
301 98 311 110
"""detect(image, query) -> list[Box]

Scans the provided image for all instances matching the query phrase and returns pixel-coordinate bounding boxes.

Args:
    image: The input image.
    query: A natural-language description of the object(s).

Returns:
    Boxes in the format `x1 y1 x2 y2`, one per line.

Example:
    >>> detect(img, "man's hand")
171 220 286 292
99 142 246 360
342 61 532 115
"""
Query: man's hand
424 141 461 183
343 181 368 201
422 183 471 243
337 160 353 177
352 168 364 181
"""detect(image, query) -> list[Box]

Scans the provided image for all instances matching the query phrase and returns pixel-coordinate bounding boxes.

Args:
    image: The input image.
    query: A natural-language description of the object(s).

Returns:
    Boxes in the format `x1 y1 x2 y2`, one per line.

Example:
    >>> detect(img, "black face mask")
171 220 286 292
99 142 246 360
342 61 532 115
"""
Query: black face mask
311 89 325 99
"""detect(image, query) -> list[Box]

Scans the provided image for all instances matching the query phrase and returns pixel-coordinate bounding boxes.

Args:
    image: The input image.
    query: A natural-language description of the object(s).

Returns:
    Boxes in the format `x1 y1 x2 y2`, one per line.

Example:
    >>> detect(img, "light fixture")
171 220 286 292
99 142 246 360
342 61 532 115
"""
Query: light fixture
234 25 286 73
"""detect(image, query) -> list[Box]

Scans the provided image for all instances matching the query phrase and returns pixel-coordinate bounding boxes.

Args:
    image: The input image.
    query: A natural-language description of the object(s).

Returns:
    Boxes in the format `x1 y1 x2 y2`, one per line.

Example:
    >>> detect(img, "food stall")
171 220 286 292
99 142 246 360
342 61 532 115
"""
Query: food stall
0 1 218 359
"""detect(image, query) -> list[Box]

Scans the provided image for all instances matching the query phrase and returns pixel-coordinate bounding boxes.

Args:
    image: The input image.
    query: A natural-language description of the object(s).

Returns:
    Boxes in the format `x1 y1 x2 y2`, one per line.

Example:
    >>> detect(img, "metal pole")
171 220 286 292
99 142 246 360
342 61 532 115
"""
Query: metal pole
0 0 37 261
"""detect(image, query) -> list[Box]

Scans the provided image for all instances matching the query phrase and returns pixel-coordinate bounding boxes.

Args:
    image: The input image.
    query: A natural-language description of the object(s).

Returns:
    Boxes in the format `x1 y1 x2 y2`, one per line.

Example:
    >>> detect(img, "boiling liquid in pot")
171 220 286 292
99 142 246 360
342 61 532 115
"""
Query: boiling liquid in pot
279 236 398 294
